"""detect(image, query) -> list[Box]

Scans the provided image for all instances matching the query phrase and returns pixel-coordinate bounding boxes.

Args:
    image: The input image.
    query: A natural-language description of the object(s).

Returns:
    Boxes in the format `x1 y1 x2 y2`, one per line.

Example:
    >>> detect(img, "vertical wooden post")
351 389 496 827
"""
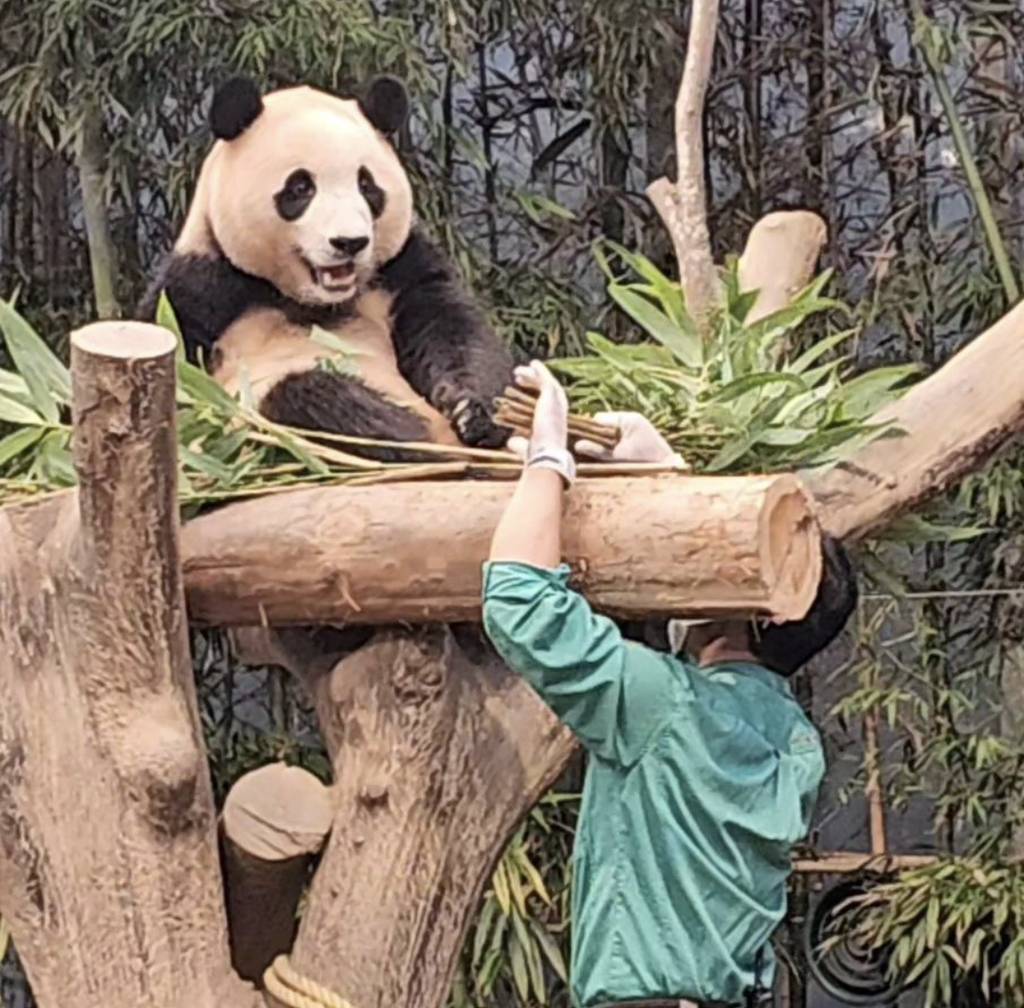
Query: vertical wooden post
0 322 257 1008
282 626 576 1008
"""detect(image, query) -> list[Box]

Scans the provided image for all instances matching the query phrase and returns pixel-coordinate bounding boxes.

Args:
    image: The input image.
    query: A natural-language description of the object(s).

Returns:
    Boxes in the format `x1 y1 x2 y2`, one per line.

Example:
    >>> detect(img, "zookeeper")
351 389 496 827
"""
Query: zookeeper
482 360 857 1008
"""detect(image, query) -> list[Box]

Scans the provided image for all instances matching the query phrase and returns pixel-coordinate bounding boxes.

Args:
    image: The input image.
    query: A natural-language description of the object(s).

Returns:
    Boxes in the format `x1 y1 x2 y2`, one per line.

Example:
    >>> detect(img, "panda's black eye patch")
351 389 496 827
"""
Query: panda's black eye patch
275 169 316 221
358 167 385 218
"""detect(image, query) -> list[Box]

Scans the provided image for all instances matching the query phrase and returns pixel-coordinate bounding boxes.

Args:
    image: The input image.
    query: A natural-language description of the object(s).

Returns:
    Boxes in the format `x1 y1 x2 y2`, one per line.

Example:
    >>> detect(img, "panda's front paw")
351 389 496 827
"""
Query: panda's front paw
451 397 510 448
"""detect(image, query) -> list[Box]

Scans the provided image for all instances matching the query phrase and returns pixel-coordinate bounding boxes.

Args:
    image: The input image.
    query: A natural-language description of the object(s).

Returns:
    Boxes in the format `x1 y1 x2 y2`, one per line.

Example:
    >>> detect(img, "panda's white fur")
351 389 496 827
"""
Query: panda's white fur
177 86 413 305
139 76 513 460
213 291 459 444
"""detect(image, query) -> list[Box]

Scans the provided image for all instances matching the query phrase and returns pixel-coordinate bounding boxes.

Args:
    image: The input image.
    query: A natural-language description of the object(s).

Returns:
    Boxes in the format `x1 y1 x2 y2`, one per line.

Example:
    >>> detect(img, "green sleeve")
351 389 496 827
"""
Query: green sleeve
481 561 679 765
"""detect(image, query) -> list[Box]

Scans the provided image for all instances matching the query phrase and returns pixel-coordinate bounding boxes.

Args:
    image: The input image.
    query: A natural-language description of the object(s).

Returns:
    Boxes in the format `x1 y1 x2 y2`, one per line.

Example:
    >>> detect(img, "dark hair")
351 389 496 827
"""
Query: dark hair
752 535 857 676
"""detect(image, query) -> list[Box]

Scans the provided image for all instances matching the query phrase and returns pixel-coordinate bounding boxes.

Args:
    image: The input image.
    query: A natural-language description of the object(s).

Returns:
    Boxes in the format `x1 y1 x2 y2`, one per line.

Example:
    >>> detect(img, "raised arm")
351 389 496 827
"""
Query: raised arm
483 362 678 765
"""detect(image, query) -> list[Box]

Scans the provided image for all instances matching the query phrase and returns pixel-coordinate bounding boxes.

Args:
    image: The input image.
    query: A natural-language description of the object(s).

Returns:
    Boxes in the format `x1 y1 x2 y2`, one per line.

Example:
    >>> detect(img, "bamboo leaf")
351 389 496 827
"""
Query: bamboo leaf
0 394 45 426
0 426 45 466
0 298 70 421
607 285 701 368
508 924 530 1002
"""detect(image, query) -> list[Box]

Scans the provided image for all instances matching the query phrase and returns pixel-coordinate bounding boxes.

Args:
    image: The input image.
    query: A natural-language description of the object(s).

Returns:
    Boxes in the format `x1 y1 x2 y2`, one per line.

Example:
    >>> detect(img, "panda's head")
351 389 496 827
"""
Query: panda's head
196 76 413 307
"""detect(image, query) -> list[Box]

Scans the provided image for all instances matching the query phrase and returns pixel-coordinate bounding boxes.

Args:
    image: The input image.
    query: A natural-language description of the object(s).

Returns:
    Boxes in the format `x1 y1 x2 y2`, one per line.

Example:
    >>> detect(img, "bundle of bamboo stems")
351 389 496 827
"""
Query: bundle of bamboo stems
494 385 620 452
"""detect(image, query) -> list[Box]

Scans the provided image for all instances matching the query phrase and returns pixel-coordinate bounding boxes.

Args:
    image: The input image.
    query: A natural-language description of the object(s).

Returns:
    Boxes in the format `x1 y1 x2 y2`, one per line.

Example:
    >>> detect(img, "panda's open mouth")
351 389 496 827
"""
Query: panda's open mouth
311 261 357 294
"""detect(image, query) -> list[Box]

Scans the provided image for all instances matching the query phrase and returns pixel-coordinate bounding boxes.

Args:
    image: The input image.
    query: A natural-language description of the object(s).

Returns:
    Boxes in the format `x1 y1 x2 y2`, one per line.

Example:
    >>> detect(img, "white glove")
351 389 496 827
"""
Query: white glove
575 411 686 467
504 361 578 485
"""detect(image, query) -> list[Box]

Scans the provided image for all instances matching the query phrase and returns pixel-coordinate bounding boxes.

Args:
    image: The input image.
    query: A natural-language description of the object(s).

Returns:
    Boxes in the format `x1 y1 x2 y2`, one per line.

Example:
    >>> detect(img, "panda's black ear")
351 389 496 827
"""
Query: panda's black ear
358 76 409 136
210 77 264 140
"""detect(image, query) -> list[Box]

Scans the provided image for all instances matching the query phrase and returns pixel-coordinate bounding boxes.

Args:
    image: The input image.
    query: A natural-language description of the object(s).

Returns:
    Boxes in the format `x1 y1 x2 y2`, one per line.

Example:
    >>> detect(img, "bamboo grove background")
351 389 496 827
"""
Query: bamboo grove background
2 0 1024 1005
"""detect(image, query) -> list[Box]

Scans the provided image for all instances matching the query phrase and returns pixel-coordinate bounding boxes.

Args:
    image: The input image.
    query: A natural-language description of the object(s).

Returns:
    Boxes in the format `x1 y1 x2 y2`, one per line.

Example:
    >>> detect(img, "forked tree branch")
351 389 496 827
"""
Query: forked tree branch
646 0 721 331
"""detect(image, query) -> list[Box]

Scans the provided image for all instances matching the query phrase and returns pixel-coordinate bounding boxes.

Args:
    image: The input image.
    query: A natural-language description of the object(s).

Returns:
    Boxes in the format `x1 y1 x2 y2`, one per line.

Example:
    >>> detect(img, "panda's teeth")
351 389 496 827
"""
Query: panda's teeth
318 265 356 291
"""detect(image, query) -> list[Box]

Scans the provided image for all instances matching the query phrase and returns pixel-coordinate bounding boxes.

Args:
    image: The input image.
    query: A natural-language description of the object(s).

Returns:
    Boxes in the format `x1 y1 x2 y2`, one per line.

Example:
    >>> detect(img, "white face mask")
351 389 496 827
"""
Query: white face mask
666 618 712 655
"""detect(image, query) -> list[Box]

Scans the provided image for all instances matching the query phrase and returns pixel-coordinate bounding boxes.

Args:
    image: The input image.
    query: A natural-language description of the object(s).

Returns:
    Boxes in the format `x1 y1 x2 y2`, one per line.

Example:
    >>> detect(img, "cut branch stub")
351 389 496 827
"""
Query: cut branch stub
738 211 828 325
181 472 823 627
221 762 333 984
808 298 1024 540
0 322 257 1008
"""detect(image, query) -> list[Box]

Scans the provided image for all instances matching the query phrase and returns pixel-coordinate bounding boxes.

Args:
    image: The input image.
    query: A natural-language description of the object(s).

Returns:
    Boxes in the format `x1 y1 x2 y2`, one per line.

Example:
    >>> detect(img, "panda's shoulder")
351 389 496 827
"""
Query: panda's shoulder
378 225 454 292
137 249 280 353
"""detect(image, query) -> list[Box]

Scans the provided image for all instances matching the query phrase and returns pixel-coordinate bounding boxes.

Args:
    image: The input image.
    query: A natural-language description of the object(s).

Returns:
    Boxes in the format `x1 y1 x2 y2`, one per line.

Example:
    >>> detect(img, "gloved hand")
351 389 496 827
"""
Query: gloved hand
575 411 687 467
505 360 569 458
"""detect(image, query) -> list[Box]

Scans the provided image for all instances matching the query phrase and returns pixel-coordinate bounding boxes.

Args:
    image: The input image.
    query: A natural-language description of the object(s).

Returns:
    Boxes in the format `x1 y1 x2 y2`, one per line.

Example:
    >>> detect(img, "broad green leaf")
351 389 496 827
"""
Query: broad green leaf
529 917 568 982
155 291 184 363
472 898 498 969
33 430 75 486
788 328 855 373
508 926 530 1002
712 372 806 403
177 358 242 414
837 364 920 417
180 446 237 484
603 240 692 330
884 514 989 544
0 425 44 466
0 367 33 405
0 394 45 426
492 859 511 916
608 285 702 368
0 298 70 421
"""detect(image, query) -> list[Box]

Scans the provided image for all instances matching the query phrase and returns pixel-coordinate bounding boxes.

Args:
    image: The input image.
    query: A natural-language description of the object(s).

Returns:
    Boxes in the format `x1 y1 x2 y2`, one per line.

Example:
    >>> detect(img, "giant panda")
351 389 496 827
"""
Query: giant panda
138 75 513 459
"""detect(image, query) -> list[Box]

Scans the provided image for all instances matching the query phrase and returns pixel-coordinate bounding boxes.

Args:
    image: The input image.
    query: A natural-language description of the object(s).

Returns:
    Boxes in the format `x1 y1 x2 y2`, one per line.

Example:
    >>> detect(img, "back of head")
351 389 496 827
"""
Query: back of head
753 535 857 676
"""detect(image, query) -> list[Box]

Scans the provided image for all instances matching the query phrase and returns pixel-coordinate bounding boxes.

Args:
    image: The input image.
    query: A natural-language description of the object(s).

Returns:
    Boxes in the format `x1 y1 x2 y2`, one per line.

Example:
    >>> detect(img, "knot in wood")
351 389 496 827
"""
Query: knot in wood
359 783 388 807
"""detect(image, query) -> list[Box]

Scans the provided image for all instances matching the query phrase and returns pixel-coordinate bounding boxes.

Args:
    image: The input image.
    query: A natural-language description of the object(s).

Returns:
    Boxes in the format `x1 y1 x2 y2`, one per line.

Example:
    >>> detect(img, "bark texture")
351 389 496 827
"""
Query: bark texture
284 625 576 1007
807 298 1024 540
647 0 721 328
180 473 822 626
0 322 256 1008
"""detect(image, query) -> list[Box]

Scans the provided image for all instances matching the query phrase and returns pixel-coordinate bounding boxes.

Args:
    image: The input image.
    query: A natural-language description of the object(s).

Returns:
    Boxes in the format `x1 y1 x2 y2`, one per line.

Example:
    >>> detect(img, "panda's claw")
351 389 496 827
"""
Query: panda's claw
451 397 509 448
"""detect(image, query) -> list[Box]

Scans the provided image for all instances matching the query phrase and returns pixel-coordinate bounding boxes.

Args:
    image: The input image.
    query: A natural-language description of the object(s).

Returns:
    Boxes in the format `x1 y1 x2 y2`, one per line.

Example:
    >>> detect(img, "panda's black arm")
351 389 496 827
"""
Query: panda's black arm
136 252 279 365
381 229 514 448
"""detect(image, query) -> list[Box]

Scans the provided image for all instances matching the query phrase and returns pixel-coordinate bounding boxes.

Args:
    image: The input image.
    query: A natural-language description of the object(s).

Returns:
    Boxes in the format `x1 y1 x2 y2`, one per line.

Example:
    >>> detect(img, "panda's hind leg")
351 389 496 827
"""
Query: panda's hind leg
261 369 435 463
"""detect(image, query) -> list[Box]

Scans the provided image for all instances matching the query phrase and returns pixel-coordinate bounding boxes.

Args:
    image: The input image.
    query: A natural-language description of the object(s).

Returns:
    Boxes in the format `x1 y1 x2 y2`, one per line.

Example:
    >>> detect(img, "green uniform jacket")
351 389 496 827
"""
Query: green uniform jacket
482 562 825 1007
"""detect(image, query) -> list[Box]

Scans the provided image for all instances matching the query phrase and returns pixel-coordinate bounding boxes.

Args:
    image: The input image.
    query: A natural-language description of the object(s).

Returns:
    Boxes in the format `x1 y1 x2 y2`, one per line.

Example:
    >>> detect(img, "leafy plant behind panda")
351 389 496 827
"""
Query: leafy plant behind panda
1 247 915 512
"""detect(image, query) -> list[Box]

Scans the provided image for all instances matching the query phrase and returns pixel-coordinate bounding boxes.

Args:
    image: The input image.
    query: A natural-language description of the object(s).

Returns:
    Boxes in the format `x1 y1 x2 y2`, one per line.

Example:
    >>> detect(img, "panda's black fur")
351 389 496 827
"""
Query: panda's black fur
137 76 513 461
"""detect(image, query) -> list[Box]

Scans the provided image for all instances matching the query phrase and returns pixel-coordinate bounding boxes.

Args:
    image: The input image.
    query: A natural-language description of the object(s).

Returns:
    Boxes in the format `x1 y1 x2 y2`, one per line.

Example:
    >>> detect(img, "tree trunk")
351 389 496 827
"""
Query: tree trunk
221 762 333 984
180 472 823 627
0 322 256 1008
76 104 119 319
806 298 1024 540
285 625 575 1007
647 0 721 330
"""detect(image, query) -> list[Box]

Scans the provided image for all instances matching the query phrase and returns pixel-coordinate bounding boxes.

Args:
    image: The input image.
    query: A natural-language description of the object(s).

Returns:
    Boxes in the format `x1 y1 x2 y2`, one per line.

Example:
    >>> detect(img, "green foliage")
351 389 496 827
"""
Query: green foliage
0 297 519 510
451 794 577 1008
551 244 919 474
846 861 1024 1005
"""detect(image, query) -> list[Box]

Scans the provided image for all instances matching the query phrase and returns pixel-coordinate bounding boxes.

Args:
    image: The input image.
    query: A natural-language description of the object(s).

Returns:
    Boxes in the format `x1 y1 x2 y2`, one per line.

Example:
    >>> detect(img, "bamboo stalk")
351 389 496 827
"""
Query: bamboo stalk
495 385 621 450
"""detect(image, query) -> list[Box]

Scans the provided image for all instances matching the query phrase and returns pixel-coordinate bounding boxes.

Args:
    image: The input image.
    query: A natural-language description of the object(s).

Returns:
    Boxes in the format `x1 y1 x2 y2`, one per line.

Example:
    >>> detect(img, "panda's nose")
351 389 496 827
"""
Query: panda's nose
330 235 370 257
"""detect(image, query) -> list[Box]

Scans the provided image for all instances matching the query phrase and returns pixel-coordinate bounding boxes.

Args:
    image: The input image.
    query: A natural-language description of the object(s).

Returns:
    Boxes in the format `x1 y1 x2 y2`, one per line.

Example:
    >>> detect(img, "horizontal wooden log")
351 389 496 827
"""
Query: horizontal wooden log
180 472 822 626
809 298 1024 540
